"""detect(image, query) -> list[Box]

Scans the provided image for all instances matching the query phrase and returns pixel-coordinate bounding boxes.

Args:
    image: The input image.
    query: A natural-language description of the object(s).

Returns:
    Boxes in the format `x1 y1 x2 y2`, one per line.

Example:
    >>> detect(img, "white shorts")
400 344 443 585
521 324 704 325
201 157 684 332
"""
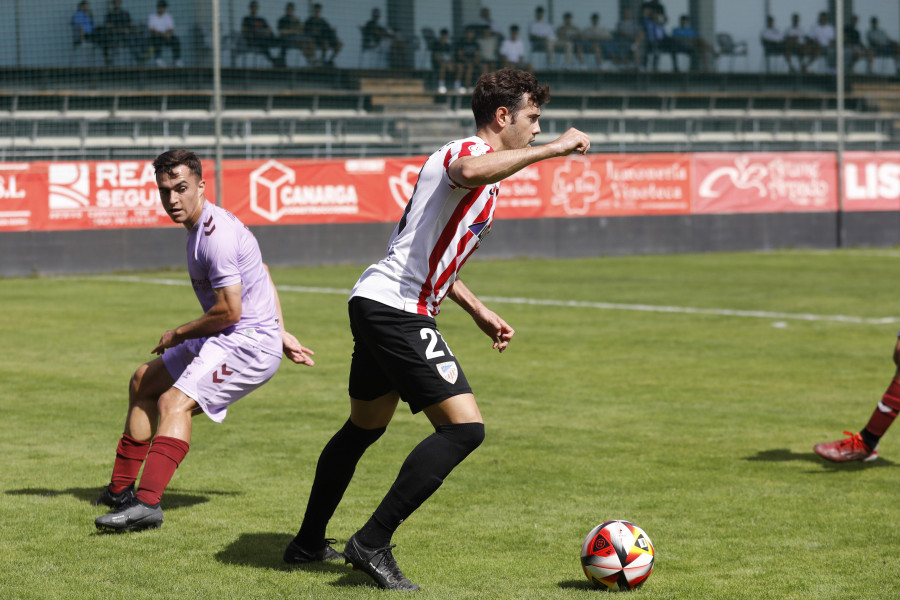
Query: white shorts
162 330 282 423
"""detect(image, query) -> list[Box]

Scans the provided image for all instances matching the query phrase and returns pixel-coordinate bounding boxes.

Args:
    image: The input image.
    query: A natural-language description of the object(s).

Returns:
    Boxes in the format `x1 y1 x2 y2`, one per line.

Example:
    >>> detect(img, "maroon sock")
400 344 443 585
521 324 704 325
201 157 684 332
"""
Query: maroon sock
864 379 900 437
109 434 151 494
135 436 190 506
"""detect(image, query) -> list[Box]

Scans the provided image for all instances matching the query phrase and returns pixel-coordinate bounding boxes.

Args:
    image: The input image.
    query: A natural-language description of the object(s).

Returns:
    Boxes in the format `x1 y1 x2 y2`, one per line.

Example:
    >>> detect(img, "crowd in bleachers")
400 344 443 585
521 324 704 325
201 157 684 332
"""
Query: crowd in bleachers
66 1 900 81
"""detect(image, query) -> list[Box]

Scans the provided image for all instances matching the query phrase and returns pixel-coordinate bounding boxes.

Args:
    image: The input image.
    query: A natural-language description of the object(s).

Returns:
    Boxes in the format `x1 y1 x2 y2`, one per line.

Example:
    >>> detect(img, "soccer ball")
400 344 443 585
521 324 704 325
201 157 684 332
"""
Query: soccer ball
581 520 655 591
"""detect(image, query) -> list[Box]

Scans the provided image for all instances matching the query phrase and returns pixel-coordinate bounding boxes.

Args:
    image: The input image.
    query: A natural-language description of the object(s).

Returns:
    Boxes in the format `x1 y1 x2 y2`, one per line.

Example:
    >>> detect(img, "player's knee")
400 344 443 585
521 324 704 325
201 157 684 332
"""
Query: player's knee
129 364 150 400
157 388 193 417
441 422 485 453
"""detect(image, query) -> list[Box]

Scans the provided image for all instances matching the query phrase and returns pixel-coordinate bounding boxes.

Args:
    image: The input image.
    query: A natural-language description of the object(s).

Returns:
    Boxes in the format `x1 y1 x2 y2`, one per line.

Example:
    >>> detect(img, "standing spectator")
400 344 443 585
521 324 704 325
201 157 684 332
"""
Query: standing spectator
456 27 483 89
806 11 835 72
581 13 614 69
477 24 501 71
241 1 280 67
499 25 532 71
867 16 900 74
478 7 503 40
147 0 182 67
844 14 873 74
277 2 316 66
671 14 717 71
615 7 644 69
760 15 787 70
555 12 584 69
432 28 462 94
305 3 343 66
783 13 811 73
528 6 555 58
102 0 143 66
641 0 668 25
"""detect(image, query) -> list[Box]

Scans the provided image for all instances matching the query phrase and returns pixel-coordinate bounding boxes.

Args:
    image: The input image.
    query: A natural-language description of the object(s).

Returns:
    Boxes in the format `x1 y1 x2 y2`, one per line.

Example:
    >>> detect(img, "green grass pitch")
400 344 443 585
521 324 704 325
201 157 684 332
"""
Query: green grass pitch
2 250 900 600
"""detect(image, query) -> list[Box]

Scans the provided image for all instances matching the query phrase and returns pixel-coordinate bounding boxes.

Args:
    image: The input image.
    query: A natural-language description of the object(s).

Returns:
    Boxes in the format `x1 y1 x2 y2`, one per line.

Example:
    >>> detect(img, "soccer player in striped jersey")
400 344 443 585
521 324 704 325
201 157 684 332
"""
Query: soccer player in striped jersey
284 69 590 590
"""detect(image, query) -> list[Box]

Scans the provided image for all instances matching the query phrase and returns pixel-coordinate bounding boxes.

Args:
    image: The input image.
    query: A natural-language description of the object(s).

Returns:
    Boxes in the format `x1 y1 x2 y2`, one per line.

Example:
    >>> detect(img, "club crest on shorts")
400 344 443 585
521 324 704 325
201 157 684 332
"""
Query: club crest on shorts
436 361 459 384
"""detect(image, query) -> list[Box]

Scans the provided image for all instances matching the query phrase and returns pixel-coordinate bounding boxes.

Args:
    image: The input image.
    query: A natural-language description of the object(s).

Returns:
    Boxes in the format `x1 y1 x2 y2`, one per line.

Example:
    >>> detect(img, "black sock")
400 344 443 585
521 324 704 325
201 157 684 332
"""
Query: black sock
860 427 881 451
294 418 385 549
357 422 485 548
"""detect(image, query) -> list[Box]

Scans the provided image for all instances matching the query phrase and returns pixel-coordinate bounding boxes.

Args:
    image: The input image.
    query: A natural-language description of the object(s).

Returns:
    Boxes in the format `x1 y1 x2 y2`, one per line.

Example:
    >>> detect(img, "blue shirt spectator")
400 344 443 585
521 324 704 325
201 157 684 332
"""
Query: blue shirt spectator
72 1 95 37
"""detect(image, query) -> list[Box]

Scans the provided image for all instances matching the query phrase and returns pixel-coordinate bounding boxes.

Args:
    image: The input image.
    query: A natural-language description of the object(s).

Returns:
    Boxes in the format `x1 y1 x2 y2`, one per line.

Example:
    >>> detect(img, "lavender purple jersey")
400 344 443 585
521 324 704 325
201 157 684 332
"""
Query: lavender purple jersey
185 201 282 356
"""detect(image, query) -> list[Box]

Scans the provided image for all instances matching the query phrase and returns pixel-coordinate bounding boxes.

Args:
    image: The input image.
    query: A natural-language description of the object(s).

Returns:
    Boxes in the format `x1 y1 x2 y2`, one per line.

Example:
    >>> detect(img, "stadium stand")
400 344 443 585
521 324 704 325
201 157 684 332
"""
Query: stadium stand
1 66 898 162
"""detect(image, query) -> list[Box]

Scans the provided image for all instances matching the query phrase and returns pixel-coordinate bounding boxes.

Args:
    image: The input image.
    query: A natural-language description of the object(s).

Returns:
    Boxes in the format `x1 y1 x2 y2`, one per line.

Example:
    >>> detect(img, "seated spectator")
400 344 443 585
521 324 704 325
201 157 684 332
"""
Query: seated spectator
499 25 532 71
102 0 144 65
277 2 316 66
305 3 342 66
614 7 643 69
528 6 555 56
641 5 679 71
867 16 900 74
671 14 717 71
431 28 462 93
783 13 813 72
555 12 584 69
241 1 280 67
361 7 405 69
72 1 105 52
760 14 786 68
581 13 611 69
456 27 483 89
147 0 182 67
805 11 835 72
477 23 500 71
844 14 873 74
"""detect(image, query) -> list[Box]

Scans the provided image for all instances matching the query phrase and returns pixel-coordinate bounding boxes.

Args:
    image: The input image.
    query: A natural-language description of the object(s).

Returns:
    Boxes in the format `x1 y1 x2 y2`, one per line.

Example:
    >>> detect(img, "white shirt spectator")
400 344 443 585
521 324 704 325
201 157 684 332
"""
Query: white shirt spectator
499 38 527 63
148 11 174 35
761 26 783 43
783 25 806 41
530 20 556 42
808 23 834 47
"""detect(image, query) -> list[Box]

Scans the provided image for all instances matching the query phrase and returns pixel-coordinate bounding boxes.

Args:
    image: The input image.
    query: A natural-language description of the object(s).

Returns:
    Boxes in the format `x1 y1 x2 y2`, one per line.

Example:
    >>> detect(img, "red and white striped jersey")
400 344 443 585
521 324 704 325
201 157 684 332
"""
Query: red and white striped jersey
351 135 499 316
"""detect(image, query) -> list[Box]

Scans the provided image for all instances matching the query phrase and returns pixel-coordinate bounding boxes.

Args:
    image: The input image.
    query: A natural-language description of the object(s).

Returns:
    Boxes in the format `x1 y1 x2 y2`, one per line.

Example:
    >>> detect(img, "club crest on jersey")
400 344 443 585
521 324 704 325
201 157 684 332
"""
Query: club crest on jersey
466 142 490 157
436 361 459 384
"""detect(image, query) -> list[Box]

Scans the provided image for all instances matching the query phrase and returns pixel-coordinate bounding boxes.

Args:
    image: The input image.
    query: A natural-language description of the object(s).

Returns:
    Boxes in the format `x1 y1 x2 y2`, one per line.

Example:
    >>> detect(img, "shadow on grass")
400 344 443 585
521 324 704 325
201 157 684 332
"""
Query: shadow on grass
4 486 238 510
558 579 595 590
215 532 348 576
742 448 896 471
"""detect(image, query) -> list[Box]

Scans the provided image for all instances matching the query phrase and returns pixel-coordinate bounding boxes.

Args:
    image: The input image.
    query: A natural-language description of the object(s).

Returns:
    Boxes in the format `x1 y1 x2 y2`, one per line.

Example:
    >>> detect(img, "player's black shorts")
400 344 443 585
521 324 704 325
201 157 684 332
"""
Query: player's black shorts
348 296 472 413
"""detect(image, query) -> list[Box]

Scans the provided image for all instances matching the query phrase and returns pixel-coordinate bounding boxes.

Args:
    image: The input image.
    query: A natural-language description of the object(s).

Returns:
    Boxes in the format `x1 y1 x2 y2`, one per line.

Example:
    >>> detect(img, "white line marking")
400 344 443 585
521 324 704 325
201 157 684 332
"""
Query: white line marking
85 275 900 325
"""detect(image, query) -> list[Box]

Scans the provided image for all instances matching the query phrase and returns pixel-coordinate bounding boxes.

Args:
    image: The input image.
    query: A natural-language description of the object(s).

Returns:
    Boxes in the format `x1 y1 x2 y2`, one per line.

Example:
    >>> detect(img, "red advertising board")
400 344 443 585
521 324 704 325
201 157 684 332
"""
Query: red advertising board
0 160 215 232
6 152 900 233
842 152 900 212
221 154 693 225
222 158 411 225
693 153 837 214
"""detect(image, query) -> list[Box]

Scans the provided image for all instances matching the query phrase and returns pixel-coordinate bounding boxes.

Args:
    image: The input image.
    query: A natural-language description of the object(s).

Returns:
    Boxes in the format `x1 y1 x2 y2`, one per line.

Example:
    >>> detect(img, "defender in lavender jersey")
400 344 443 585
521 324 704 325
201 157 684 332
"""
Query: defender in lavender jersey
94 149 316 533
285 69 591 590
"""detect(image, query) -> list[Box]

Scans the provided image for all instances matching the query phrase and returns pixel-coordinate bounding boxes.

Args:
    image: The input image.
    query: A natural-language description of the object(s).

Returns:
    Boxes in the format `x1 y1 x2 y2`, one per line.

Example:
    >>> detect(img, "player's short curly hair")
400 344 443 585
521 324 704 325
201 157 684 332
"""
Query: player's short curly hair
153 149 202 179
471 68 550 128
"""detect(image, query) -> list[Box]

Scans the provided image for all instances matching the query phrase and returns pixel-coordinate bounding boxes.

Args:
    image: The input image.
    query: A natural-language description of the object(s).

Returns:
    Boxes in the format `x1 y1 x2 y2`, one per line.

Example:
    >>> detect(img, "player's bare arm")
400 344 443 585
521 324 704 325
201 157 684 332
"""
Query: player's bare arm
447 279 515 353
263 263 315 366
151 283 242 355
449 128 590 188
